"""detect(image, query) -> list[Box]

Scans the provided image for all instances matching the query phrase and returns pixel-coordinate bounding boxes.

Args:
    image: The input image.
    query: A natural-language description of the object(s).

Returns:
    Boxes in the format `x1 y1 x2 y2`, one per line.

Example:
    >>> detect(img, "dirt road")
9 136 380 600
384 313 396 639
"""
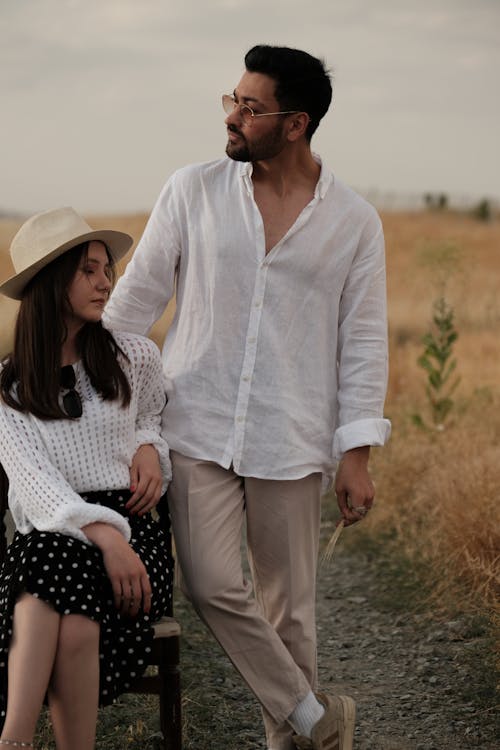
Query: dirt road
178 529 497 750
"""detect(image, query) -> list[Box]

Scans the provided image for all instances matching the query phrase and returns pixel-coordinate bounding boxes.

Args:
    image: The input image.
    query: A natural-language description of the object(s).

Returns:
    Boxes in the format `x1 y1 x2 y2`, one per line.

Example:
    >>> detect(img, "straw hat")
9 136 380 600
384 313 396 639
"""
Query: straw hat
0 206 133 300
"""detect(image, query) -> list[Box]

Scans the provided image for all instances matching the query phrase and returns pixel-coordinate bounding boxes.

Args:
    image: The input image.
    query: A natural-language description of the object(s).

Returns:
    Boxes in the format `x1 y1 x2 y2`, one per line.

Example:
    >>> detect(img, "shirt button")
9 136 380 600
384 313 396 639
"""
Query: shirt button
242 376 250 382
236 416 245 423
255 301 262 308
248 337 256 344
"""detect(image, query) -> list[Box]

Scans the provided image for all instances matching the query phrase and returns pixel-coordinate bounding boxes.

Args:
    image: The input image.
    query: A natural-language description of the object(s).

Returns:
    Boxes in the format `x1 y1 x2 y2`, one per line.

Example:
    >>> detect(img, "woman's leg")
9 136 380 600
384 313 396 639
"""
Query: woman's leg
47 614 100 750
0 593 60 744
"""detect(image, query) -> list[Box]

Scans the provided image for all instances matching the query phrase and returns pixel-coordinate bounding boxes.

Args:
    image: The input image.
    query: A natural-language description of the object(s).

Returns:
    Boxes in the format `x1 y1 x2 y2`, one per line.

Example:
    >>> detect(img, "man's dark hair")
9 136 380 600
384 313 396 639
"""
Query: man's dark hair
244 44 332 141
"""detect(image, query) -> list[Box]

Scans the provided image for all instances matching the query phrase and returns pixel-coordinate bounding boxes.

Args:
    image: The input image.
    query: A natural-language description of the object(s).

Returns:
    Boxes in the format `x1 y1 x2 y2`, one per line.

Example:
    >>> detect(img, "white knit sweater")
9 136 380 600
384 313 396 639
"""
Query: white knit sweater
0 332 171 544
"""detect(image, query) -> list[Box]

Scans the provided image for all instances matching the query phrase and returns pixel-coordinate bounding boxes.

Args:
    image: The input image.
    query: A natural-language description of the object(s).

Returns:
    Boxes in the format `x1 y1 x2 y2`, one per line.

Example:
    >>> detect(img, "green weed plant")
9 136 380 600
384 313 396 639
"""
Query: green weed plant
413 296 461 430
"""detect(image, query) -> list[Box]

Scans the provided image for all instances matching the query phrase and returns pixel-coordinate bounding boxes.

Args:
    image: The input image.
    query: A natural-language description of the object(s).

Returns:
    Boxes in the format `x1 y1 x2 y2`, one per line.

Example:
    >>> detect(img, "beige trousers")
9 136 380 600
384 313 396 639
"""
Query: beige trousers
168 451 322 750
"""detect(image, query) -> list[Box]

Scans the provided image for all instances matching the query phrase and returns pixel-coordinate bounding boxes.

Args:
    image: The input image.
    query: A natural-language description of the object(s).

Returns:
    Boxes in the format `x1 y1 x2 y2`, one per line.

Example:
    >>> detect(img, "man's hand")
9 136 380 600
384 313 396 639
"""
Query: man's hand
334 446 374 526
127 443 163 516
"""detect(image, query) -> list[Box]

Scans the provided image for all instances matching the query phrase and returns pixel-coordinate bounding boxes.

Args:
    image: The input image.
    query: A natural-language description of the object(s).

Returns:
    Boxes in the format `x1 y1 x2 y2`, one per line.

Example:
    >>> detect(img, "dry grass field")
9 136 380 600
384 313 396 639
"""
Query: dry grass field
1 209 499 747
376 212 500 614
1 208 499 626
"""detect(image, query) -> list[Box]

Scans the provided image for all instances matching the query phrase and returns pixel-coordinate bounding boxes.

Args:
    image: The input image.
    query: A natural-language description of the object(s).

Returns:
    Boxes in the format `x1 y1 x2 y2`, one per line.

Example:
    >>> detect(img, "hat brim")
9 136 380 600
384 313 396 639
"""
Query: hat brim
0 229 133 300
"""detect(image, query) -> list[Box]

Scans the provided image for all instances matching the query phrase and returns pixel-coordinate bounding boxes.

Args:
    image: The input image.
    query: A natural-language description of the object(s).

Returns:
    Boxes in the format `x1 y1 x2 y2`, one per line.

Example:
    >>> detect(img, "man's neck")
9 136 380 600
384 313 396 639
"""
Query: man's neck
249 144 322 253
251 145 320 198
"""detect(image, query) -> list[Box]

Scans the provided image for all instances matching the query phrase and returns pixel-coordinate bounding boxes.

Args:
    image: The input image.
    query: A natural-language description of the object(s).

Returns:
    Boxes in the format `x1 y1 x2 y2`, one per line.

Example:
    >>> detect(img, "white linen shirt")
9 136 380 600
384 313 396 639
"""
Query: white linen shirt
104 155 391 488
0 333 171 543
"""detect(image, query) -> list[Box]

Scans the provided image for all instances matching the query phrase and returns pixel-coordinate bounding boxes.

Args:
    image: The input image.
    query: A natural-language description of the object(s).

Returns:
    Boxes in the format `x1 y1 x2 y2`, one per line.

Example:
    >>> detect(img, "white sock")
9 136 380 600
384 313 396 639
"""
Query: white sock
288 690 325 737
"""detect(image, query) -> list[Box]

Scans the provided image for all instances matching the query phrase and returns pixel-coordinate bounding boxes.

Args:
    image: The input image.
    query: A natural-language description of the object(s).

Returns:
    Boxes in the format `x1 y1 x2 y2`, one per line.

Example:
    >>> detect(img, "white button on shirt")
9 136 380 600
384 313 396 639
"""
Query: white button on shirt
104 155 391 489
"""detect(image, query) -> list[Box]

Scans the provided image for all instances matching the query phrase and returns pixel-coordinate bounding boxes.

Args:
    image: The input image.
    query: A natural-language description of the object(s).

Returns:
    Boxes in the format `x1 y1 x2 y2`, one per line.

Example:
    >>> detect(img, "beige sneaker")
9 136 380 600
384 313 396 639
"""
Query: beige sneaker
292 692 356 750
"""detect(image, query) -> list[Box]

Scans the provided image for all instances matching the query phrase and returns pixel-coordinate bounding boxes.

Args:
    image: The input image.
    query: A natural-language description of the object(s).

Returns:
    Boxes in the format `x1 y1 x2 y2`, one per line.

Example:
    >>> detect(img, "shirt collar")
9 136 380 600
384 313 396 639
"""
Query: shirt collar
238 153 333 200
240 161 253 195
312 153 334 199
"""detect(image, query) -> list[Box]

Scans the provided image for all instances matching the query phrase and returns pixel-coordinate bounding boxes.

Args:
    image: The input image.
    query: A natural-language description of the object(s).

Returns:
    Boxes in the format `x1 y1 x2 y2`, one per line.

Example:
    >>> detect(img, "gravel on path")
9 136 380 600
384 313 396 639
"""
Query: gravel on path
177 529 498 750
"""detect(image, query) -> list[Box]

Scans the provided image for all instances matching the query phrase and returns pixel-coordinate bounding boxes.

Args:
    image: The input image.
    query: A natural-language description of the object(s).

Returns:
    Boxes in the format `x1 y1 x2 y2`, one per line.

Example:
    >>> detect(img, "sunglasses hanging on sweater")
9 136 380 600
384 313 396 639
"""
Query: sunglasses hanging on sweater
60 365 83 418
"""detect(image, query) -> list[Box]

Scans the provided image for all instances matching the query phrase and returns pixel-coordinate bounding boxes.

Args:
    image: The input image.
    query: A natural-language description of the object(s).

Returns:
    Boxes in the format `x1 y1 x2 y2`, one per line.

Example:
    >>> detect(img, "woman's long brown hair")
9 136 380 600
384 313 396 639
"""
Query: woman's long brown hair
0 242 131 419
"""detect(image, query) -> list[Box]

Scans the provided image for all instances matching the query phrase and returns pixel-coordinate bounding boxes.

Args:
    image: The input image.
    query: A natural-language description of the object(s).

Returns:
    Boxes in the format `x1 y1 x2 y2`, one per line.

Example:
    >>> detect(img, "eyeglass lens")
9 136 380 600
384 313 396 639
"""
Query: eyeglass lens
60 365 83 418
63 389 83 418
60 365 76 389
222 95 254 125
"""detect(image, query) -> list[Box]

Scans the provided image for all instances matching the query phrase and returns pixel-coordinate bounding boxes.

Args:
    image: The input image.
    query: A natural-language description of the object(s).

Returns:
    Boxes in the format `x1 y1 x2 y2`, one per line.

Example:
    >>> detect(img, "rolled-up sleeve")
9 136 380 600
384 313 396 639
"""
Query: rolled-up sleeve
334 220 391 457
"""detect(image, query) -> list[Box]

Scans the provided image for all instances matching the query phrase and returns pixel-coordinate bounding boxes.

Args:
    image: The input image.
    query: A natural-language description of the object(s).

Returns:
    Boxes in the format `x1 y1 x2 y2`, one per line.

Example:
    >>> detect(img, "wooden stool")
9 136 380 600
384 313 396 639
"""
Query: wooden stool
129 615 182 749
0 463 182 749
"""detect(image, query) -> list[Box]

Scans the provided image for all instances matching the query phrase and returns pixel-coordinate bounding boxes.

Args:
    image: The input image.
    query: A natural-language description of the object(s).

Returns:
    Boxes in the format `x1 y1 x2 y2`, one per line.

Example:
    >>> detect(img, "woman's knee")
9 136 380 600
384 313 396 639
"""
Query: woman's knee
57 614 99 658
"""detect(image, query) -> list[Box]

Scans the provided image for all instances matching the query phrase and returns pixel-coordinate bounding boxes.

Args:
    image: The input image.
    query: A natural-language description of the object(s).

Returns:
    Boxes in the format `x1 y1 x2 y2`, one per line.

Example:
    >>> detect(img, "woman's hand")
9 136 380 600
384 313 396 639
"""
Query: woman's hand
83 522 152 617
127 443 163 516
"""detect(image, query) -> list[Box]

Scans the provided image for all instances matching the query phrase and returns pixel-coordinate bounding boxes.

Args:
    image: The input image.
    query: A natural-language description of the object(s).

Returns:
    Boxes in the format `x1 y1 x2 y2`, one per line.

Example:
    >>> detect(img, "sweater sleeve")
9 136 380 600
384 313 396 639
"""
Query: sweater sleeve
0 402 131 544
126 336 172 490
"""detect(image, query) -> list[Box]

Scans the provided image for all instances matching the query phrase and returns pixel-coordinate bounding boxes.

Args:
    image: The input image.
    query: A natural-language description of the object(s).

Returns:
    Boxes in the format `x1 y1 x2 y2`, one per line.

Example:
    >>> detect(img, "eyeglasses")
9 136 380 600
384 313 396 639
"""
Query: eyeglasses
60 365 83 418
222 94 300 126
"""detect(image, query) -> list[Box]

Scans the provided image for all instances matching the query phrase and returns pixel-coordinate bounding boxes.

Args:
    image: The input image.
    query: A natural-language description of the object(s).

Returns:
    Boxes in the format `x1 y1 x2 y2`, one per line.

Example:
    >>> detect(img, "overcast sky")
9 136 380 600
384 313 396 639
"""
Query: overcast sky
1 0 499 215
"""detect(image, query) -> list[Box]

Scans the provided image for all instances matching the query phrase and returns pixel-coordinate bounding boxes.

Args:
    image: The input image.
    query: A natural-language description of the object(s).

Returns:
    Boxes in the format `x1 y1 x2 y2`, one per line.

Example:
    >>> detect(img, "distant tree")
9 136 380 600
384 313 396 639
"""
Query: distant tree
424 192 434 209
472 198 491 222
423 192 449 211
438 193 448 210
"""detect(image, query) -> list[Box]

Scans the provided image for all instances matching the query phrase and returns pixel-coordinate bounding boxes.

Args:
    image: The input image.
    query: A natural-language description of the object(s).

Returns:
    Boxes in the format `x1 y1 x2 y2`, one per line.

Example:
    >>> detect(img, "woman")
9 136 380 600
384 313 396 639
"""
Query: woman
0 207 173 749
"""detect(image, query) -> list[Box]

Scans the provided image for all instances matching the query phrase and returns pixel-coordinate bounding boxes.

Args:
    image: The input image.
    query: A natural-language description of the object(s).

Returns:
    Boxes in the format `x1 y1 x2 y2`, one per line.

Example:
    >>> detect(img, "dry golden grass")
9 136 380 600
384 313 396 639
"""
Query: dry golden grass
1 209 499 618
369 397 500 606
379 211 500 623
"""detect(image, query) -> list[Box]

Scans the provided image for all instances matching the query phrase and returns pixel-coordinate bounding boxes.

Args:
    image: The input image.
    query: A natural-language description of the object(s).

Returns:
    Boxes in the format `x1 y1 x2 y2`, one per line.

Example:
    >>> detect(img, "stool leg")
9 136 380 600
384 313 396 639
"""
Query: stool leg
158 636 182 749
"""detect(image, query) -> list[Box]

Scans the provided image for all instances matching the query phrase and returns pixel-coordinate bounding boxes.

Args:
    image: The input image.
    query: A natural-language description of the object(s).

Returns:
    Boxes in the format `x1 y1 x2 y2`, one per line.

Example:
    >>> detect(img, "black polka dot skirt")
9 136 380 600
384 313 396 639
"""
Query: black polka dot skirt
0 489 173 727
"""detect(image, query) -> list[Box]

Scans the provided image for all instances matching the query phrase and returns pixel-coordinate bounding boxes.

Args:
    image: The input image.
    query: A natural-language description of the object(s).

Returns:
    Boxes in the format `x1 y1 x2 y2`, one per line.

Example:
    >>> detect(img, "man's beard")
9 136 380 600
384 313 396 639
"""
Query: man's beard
226 122 287 162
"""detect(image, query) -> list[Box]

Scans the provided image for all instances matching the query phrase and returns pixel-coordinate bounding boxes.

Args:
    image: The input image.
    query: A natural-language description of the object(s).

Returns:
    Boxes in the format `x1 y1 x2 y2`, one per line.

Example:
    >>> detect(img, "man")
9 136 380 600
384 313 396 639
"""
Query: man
105 44 391 750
